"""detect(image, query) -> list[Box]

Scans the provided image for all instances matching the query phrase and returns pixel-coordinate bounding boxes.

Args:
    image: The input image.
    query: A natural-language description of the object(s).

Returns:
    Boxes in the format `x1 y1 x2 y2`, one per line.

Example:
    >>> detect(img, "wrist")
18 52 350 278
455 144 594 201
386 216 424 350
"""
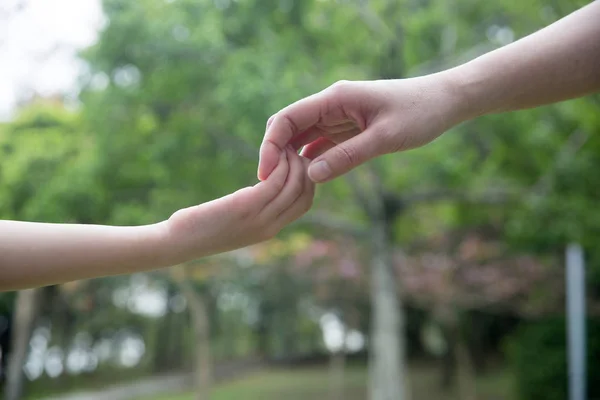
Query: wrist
160 205 214 265
141 221 182 268
442 62 494 123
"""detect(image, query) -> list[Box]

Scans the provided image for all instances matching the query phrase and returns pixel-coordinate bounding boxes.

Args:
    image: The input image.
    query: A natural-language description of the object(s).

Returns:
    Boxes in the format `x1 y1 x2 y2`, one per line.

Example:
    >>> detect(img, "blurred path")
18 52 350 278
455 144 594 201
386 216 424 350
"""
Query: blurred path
43 373 190 400
42 358 263 400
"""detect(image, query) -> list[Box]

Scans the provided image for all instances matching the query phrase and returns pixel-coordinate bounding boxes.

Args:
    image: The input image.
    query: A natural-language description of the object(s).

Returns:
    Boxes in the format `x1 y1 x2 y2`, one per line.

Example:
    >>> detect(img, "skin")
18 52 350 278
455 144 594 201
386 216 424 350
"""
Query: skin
0 148 314 291
258 1 600 184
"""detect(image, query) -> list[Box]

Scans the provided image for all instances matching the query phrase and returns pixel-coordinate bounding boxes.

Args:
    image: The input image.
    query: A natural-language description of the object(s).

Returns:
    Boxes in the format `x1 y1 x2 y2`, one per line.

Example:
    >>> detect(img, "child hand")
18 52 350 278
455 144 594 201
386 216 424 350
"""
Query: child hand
165 147 314 263
0 148 313 290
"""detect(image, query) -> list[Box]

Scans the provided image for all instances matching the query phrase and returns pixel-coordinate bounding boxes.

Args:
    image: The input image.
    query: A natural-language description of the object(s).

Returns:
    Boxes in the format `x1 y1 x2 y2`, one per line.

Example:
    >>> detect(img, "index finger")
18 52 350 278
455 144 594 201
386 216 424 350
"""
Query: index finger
258 92 326 181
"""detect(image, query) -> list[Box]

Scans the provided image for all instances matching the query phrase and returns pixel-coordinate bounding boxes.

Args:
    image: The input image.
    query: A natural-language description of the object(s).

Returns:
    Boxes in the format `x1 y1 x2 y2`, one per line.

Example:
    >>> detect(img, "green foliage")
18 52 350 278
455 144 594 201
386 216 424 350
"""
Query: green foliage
0 102 105 223
0 292 16 314
507 317 600 400
71 0 600 258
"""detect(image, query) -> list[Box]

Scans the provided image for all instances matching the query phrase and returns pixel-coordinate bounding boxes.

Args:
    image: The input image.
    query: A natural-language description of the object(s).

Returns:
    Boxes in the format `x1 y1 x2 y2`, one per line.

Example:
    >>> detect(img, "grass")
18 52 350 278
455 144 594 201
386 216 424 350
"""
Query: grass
140 366 366 400
141 362 515 400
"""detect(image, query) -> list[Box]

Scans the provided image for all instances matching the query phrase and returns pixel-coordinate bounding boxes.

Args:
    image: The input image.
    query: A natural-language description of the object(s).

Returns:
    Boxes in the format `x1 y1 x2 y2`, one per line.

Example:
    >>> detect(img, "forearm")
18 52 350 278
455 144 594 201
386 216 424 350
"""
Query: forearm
0 220 172 291
451 1 600 119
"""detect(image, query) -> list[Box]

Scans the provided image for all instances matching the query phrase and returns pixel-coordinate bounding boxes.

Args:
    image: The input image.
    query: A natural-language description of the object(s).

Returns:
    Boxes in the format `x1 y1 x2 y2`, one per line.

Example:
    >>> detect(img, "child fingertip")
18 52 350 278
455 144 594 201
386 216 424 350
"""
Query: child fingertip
266 115 275 129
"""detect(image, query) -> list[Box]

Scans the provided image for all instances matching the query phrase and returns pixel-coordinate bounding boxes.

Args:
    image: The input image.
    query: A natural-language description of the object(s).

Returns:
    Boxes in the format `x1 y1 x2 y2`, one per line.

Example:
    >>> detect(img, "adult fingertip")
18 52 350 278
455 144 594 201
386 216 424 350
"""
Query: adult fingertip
257 165 267 181
257 146 279 181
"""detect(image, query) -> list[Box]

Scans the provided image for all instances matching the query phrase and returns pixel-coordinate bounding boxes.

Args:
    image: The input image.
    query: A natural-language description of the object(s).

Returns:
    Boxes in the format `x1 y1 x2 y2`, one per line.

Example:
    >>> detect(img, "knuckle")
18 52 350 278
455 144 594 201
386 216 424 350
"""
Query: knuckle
329 80 352 98
231 196 253 220
281 113 300 135
336 144 357 167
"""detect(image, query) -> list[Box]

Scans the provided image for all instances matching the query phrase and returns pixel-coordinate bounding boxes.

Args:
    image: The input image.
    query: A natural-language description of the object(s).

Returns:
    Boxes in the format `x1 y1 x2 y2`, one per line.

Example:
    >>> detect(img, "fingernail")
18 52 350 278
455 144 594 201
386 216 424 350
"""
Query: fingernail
308 160 331 182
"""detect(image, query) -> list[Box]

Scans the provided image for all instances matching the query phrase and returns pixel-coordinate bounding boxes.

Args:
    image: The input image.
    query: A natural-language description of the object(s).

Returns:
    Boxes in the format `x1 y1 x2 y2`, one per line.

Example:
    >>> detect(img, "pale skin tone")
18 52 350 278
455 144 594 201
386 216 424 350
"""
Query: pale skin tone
258 1 600 183
0 148 315 291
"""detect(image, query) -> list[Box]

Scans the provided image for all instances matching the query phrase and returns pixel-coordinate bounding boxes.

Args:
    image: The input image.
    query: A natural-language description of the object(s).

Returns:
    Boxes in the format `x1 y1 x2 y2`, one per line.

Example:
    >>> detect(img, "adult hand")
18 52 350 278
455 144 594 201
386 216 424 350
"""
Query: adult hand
258 1 600 184
258 74 468 183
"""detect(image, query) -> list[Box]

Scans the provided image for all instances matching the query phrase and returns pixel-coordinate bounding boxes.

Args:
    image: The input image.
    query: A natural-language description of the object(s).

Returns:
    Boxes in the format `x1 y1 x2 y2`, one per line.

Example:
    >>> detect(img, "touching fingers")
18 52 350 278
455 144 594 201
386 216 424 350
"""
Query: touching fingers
260 147 305 219
253 151 288 206
276 156 315 227
307 123 387 183
258 92 326 181
289 121 358 151
300 137 336 160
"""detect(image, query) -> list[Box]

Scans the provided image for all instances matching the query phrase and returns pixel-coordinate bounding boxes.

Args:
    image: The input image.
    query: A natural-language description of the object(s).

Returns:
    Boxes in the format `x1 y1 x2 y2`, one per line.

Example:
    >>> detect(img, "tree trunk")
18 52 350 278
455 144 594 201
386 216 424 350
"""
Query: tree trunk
180 281 211 400
455 325 477 400
440 335 454 390
329 325 347 400
4 289 39 400
255 301 270 359
154 286 177 372
440 307 477 400
469 314 487 374
368 219 408 400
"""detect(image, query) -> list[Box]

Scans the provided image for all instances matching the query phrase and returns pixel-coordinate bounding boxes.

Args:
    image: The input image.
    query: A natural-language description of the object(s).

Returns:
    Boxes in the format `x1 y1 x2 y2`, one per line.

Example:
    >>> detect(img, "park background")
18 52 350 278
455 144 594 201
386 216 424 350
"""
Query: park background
0 0 599 399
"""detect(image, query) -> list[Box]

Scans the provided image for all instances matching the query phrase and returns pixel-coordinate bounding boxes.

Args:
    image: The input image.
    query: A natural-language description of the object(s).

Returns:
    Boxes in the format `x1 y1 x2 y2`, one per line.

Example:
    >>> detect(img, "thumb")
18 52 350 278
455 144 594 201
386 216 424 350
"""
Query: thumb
307 126 385 183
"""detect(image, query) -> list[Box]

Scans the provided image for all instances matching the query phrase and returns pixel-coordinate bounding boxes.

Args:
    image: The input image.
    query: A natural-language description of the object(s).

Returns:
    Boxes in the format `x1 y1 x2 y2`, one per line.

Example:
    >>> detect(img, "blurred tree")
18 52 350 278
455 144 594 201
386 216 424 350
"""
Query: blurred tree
11 1 590 400
398 233 564 399
3 290 37 400
290 237 370 400
172 264 215 400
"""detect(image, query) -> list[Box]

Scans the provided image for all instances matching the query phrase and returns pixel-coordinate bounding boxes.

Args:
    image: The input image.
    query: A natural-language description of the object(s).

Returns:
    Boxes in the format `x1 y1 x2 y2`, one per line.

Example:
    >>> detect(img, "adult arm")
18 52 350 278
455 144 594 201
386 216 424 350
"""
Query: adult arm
258 2 600 183
453 1 600 119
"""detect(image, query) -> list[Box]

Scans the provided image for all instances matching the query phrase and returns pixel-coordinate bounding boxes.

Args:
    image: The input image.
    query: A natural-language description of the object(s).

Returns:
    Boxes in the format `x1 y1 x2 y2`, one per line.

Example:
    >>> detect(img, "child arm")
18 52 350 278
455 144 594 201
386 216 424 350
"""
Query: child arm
0 149 314 291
